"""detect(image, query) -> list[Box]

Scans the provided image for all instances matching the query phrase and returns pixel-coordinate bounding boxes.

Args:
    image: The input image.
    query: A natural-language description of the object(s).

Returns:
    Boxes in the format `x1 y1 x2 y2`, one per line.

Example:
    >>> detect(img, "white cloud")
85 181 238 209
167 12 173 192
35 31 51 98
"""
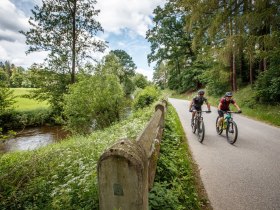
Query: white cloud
0 0 166 72
0 0 29 36
0 39 48 68
136 67 153 81
96 0 164 37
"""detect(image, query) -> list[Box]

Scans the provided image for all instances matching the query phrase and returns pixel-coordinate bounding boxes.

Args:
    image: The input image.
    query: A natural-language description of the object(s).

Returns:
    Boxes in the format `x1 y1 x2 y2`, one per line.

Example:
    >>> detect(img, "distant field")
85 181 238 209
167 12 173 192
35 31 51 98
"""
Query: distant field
11 88 49 111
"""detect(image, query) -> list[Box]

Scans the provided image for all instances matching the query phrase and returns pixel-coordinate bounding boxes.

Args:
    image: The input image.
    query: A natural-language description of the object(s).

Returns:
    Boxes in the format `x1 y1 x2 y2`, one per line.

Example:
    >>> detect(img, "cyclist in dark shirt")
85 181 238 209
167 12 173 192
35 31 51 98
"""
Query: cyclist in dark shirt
217 92 242 125
189 90 211 125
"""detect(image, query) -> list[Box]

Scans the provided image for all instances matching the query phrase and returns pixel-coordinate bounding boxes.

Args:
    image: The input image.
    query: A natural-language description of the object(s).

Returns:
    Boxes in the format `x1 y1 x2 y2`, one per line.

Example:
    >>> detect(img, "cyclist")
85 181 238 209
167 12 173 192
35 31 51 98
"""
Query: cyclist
189 90 211 125
217 92 242 126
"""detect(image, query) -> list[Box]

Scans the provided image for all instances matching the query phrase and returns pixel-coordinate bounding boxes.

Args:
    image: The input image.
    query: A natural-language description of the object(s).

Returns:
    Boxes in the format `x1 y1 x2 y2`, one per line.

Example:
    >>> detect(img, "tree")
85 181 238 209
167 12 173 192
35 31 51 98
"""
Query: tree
153 62 168 89
21 0 106 84
110 50 137 79
63 74 125 134
147 0 199 92
95 52 136 95
133 73 149 89
0 69 14 113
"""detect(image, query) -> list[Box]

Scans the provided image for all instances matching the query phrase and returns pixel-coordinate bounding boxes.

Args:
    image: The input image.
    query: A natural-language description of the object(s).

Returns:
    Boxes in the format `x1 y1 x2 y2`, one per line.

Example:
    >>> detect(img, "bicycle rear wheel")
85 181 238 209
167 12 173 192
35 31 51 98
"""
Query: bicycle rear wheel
226 121 238 144
197 120 205 143
216 116 223 135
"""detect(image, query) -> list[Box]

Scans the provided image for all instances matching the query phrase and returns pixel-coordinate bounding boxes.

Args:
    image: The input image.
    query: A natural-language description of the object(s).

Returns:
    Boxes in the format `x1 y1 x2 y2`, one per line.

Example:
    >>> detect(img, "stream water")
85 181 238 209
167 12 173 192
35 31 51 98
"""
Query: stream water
0 126 69 154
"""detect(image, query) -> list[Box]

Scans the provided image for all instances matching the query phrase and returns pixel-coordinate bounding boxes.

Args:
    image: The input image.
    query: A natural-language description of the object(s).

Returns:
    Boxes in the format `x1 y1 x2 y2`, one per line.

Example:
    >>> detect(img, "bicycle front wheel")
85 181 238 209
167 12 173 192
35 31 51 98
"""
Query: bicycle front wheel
197 120 205 143
226 121 238 144
192 119 197 133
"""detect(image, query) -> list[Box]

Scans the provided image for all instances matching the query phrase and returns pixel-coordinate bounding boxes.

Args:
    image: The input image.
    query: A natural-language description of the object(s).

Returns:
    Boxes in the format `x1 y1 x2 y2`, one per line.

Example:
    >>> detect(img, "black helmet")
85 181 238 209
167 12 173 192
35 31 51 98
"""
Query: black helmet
225 92 233 97
198 90 205 95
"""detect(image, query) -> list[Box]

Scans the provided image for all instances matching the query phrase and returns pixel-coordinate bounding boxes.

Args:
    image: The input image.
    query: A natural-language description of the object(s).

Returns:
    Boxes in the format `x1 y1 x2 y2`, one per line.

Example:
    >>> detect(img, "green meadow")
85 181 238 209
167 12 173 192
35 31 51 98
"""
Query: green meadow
11 88 49 111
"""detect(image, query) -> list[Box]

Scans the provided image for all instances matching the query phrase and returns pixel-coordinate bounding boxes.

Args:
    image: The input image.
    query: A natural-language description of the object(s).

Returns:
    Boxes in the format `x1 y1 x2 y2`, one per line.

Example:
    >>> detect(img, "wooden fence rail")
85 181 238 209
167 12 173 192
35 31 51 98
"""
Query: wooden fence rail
97 100 167 210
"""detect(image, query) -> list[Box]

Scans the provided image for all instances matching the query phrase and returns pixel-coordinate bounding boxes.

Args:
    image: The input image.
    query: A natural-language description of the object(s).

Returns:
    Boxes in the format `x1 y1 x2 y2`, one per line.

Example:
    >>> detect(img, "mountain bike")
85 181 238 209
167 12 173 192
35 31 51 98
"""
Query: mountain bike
191 111 211 143
216 111 240 144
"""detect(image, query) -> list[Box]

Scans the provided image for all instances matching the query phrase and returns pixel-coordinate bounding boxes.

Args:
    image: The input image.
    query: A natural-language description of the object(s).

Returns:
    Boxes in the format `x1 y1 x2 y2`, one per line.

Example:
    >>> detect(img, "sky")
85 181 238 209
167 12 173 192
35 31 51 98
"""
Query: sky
0 0 166 80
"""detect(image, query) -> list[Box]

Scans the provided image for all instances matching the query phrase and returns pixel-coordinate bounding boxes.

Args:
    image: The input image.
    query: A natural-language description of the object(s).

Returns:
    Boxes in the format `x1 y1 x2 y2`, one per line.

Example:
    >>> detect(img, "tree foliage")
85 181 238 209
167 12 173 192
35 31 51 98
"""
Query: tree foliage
148 0 280 102
110 49 137 79
21 0 106 83
63 74 125 134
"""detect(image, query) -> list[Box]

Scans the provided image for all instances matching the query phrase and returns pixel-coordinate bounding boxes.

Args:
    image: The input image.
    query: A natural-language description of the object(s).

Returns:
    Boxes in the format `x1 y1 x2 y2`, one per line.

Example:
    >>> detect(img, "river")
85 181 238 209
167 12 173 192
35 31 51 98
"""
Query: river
0 126 69 154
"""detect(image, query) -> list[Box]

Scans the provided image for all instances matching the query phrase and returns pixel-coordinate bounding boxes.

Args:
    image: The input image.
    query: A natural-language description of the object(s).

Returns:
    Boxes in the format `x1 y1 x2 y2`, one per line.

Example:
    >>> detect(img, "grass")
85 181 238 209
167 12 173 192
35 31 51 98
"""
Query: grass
149 104 211 210
11 88 49 111
0 104 155 209
169 86 280 127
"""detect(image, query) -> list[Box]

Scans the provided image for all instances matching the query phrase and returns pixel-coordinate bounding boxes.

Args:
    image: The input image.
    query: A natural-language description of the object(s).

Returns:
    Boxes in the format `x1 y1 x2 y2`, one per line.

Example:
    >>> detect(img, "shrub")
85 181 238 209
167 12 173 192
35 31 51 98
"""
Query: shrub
255 63 280 103
63 74 125 134
0 109 52 132
133 86 160 110
201 65 230 96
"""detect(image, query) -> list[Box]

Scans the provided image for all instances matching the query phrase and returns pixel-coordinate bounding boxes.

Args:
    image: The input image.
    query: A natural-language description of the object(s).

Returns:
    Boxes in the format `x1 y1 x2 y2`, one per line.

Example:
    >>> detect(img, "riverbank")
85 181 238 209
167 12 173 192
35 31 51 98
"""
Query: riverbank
1 88 53 139
0 105 155 209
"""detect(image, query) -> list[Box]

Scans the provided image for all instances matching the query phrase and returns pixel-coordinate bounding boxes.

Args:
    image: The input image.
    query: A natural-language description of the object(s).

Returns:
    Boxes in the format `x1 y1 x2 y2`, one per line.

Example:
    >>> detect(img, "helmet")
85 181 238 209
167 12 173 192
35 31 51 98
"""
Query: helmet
198 90 205 95
225 92 233 97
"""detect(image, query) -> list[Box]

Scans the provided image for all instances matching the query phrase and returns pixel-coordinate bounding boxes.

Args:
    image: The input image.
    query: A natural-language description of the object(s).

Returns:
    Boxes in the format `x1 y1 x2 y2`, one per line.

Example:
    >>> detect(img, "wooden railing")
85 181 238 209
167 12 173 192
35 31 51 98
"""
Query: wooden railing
97 100 167 210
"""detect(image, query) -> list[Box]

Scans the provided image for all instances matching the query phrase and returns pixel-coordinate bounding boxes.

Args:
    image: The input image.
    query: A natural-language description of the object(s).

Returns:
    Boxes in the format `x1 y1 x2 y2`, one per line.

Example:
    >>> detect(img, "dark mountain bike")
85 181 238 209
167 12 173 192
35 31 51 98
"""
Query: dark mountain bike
191 111 211 143
216 111 240 144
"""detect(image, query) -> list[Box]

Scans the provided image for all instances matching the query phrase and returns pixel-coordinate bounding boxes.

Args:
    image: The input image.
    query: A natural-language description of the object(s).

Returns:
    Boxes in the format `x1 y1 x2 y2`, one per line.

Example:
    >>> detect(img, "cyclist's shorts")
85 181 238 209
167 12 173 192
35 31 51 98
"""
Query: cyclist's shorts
218 109 229 117
191 106 202 111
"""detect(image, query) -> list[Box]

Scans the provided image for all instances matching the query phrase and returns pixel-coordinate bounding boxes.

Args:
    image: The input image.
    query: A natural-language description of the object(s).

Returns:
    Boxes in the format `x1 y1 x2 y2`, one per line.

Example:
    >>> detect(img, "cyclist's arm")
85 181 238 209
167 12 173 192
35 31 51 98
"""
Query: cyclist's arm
218 102 223 110
189 100 194 111
233 102 241 111
206 102 211 111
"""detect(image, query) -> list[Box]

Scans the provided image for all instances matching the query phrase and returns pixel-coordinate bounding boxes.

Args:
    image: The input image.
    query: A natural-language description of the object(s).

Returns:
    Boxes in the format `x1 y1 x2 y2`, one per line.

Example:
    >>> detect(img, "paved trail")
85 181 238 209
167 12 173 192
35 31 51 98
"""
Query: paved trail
169 98 280 210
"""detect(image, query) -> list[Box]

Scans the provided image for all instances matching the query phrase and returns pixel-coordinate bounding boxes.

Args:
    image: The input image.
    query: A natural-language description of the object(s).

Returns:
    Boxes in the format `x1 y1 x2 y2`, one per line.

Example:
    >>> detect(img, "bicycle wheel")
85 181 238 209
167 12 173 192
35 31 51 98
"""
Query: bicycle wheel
216 116 223 135
192 119 197 133
197 120 205 143
226 121 238 144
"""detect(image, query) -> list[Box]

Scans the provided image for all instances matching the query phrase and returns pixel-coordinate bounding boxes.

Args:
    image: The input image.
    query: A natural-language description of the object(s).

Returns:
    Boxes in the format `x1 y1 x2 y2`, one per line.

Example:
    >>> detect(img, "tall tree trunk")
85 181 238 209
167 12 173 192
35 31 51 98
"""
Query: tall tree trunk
232 52 237 91
264 57 267 71
230 53 233 91
71 1 77 84
249 54 253 85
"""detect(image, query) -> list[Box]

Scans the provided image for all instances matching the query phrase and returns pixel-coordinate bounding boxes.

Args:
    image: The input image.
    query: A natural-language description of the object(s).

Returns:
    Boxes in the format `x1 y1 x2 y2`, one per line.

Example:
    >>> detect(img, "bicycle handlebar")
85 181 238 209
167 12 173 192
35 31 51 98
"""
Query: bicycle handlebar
190 110 211 113
221 110 242 114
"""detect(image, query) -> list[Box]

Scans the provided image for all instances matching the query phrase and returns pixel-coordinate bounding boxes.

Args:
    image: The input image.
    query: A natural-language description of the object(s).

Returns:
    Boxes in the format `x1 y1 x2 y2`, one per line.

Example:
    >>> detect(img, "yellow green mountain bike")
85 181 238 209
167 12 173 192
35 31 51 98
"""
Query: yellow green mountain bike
216 111 240 144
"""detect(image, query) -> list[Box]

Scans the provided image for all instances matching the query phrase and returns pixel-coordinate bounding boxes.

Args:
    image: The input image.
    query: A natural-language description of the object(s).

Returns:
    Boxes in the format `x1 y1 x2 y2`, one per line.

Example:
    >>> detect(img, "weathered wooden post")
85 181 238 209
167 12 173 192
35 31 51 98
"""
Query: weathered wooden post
98 139 148 210
98 100 167 210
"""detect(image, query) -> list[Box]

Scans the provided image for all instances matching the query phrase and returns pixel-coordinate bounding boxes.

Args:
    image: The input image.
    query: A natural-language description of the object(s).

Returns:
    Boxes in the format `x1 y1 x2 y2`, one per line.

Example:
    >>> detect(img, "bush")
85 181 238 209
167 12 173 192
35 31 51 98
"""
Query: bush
255 63 280 103
63 74 125 134
133 86 160 110
0 109 52 132
201 65 230 96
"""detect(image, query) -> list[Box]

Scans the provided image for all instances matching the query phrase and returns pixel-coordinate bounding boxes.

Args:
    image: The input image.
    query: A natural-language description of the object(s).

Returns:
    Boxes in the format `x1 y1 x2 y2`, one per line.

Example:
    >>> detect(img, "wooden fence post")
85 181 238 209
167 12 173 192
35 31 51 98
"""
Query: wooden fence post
98 101 167 210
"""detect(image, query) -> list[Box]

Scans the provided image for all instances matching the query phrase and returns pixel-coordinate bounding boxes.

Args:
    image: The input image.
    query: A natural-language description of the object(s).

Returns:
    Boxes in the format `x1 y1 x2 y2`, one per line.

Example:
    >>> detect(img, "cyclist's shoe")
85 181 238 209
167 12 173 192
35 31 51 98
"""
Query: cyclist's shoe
238 110 242 113
229 129 234 133
206 110 211 113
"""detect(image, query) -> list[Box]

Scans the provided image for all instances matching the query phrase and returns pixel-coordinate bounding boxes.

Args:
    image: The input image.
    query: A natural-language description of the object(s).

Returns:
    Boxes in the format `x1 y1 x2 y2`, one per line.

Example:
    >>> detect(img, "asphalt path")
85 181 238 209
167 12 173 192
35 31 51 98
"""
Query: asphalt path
169 98 280 210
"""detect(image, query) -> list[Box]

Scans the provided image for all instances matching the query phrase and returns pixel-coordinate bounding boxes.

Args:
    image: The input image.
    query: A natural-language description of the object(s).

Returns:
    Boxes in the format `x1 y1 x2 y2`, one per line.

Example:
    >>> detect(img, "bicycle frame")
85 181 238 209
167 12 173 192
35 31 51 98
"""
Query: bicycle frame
216 111 239 144
191 111 210 143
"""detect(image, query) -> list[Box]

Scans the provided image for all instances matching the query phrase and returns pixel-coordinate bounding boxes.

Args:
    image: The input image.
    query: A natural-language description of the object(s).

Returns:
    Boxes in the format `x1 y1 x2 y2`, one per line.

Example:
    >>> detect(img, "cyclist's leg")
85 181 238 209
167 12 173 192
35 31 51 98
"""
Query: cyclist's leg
191 106 196 125
217 110 224 126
